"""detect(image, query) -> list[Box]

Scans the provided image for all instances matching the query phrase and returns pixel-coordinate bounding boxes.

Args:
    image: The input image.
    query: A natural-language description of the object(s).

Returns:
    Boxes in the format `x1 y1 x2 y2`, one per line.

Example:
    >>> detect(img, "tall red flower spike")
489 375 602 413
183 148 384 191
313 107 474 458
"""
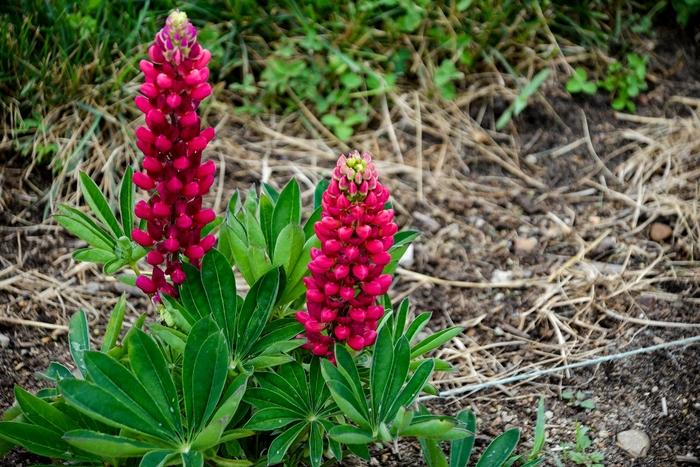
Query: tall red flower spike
296 151 398 359
132 10 217 299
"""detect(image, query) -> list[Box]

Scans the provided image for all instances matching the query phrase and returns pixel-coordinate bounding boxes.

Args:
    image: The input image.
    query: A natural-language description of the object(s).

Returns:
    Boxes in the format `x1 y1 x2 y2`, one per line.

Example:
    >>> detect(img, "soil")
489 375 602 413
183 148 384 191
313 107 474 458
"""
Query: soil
1 21 699 467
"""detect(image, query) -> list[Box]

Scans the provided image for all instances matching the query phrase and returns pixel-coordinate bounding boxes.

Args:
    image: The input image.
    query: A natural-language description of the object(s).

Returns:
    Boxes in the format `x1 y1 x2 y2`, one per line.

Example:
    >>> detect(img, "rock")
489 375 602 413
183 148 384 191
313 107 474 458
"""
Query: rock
0 333 9 348
514 237 537 255
650 223 672 242
491 270 513 283
616 429 650 458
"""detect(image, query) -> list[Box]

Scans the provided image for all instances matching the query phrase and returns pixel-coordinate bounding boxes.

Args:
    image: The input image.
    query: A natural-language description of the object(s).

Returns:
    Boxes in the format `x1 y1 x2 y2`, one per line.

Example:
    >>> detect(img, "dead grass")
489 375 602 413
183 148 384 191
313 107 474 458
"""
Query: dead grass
1 68 699 409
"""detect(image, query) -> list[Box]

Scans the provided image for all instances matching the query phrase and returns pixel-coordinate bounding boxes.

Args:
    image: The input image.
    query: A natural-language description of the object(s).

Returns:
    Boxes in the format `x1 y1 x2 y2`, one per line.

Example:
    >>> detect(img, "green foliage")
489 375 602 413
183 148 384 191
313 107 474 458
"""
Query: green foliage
672 0 700 25
565 54 648 112
566 68 598 95
54 169 145 275
599 54 648 112
557 424 604 467
561 390 596 410
496 69 550 130
3 0 666 169
419 396 547 467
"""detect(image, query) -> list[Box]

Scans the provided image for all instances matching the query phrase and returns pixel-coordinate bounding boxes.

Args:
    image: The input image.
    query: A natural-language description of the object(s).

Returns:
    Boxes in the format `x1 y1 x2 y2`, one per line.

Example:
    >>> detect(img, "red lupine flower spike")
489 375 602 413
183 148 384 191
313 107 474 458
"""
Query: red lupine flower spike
297 151 397 358
133 10 217 300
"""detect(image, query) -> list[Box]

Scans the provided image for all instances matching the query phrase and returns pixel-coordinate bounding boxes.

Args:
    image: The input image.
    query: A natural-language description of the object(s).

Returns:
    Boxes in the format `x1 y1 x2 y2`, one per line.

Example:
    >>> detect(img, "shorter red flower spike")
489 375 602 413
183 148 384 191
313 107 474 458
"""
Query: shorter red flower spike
133 10 217 300
297 151 397 359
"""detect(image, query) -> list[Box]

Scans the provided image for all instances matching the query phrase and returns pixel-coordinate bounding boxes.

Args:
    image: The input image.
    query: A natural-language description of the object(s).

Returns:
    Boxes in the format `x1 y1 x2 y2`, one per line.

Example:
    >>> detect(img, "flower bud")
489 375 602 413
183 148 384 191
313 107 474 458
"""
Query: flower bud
146 250 164 265
133 172 155 190
132 228 154 247
136 275 157 294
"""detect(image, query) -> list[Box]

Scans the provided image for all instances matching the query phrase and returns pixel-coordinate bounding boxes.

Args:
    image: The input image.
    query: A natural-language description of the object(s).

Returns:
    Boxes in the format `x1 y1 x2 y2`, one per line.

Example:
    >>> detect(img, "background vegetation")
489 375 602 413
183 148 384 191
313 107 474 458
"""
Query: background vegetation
1 0 697 185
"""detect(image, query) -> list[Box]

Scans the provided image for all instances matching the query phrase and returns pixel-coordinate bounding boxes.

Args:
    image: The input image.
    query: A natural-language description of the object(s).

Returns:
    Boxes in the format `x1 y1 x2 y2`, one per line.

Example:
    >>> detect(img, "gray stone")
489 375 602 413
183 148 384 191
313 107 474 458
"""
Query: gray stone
616 429 650 458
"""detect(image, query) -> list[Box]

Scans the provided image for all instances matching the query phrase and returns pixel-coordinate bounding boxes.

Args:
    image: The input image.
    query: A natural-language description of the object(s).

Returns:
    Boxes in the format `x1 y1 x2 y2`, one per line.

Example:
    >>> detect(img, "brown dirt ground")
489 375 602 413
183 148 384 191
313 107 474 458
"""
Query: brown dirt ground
1 23 699 467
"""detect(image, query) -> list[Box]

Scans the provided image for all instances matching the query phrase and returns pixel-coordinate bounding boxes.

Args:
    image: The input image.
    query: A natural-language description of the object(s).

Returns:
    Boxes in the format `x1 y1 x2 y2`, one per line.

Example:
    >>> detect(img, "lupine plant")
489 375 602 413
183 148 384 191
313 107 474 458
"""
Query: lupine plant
0 10 546 467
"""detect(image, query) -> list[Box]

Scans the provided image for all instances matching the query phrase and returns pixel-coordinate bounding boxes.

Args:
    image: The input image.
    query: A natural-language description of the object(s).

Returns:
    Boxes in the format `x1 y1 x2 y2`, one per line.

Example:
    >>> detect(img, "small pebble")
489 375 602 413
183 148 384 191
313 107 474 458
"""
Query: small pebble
650 222 672 242
617 429 650 458
514 237 538 255
0 333 9 348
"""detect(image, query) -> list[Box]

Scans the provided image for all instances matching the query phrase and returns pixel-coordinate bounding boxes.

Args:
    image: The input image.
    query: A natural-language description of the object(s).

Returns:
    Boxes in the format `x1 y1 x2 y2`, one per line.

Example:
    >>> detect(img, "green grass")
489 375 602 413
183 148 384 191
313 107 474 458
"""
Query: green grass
0 0 688 182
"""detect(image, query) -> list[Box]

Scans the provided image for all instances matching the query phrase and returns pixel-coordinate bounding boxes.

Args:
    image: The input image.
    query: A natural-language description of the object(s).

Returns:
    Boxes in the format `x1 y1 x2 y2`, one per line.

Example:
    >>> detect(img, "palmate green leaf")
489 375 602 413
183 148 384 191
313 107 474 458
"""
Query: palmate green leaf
334 346 367 413
309 421 323 467
328 425 373 444
148 323 187 355
262 183 280 203
63 430 157 457
107 313 146 360
0 421 96 460
308 358 327 410
391 298 410 340
101 294 126 352
273 224 304 276
528 397 546 461
161 294 196 331
270 178 301 255
267 421 306 465
83 351 177 440
128 329 181 433
277 362 310 405
385 359 435 422
244 208 267 251
324 380 369 428
257 368 307 410
68 310 90 377
250 319 303 356
180 262 213 321
36 362 74 383
183 318 229 436
405 311 431 342
181 450 204 467
385 230 419 274
450 409 477 467
139 449 177 467
201 249 237 346
248 354 295 370
277 235 317 305
313 178 330 210
235 267 281 359
60 379 169 441
370 326 394 423
411 326 463 358
55 205 115 250
73 247 116 264
259 193 274 254
220 218 256 284
321 359 370 428
243 185 258 215
119 166 134 238
14 386 78 433
400 416 466 439
380 337 410 422
79 171 123 237
420 437 449 467
244 387 305 413
244 407 300 430
191 374 249 451
475 428 520 467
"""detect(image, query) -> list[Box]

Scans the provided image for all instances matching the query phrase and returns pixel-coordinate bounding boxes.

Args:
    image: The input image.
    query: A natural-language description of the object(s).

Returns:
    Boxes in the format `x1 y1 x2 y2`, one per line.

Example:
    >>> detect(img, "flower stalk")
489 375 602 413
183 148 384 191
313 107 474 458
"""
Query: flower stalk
131 10 217 298
297 151 398 358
